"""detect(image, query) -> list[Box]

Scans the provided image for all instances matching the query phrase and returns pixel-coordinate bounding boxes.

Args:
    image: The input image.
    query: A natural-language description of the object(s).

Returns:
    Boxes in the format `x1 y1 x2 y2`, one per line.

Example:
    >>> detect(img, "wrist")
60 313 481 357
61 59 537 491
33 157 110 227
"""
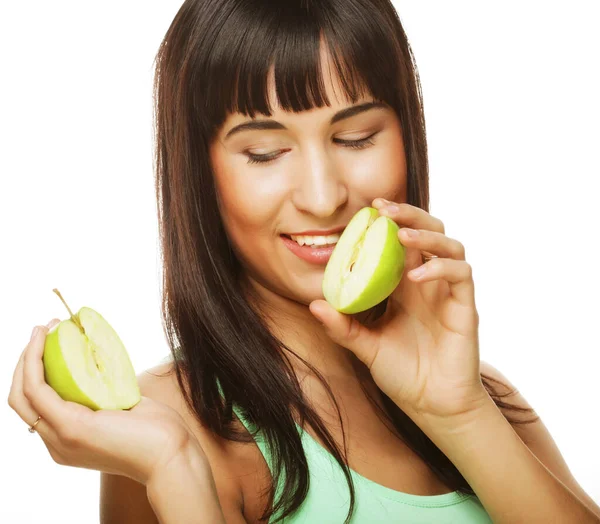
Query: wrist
406 392 496 439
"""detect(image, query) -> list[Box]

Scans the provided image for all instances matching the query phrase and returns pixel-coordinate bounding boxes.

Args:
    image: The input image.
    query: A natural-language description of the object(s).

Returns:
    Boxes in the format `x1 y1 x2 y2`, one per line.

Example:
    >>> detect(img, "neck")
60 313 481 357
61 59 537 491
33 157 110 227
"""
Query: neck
242 274 368 382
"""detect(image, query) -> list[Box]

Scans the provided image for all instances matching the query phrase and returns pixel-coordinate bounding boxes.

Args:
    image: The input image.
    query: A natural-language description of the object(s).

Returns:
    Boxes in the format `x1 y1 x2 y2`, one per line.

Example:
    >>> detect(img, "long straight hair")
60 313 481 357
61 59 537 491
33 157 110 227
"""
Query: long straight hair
152 1 538 522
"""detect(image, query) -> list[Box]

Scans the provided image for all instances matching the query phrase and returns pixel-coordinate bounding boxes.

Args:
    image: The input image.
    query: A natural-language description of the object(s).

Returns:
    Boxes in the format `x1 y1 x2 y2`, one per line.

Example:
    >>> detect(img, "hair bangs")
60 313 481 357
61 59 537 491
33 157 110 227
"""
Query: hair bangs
199 0 402 129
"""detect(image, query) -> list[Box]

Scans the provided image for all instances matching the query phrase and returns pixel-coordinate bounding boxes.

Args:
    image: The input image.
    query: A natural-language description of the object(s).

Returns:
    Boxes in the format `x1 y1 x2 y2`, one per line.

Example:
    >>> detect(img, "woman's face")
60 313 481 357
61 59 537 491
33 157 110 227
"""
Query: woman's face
209 51 407 308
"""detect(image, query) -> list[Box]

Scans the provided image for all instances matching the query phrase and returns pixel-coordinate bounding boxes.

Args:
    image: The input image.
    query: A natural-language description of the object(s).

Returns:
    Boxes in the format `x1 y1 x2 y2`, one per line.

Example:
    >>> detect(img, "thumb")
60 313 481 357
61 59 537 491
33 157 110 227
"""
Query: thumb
309 300 380 369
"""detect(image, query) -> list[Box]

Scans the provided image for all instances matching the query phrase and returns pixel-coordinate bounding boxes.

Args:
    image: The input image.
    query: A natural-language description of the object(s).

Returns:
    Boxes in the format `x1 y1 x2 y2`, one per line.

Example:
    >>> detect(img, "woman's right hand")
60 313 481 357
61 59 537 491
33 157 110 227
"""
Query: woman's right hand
7 319 205 486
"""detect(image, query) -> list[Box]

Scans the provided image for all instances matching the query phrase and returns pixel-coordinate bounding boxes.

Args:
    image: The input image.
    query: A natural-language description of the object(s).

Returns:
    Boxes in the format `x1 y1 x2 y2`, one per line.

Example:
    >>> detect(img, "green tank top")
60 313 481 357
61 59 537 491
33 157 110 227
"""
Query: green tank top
228 398 493 523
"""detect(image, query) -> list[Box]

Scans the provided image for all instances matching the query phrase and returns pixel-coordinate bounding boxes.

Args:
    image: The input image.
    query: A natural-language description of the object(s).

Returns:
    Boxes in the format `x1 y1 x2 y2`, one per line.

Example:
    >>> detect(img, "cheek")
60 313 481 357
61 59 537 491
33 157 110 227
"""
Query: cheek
384 141 408 201
217 168 288 234
344 132 407 202
212 152 291 268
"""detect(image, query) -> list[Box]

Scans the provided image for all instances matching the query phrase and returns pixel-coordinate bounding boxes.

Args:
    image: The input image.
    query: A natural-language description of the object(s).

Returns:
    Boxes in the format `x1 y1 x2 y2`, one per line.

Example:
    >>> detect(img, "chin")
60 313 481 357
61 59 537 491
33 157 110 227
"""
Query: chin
298 287 326 307
287 278 326 307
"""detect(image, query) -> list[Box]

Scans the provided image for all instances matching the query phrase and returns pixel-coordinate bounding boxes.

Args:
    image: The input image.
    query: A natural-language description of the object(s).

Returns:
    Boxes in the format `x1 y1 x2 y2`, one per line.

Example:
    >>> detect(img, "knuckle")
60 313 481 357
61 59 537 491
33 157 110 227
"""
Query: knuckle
428 258 440 270
455 241 466 259
57 426 81 447
7 393 16 410
436 218 445 234
22 380 37 401
464 262 473 278
21 381 33 400
346 317 362 342
49 449 68 466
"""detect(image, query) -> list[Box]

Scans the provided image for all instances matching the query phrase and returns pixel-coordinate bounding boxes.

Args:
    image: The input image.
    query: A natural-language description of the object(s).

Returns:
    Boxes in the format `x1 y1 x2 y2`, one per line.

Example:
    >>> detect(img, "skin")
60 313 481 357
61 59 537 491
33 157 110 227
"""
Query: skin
209 41 407 382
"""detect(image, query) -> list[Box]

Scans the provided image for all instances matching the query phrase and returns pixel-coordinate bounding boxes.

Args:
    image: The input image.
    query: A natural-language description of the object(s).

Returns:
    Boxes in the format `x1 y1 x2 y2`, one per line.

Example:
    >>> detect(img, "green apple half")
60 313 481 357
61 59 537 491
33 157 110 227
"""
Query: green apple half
322 207 406 314
43 289 141 410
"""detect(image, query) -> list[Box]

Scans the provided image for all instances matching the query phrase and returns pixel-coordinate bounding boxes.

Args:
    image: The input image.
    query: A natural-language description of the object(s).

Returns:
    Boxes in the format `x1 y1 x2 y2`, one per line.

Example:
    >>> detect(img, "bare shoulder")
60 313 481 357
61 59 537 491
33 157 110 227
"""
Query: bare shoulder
100 361 260 523
136 362 245 516
136 361 271 523
480 360 600 517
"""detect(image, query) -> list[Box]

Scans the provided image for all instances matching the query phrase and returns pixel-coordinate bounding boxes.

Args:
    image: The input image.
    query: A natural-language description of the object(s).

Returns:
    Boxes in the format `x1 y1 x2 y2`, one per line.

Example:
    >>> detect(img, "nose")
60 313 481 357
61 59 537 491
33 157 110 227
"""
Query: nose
291 148 348 218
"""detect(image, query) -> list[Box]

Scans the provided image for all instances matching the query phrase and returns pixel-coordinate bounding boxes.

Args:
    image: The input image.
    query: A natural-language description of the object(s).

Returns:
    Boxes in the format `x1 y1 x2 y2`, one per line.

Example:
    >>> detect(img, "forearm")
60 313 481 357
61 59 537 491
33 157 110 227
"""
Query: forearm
415 397 599 523
146 440 226 524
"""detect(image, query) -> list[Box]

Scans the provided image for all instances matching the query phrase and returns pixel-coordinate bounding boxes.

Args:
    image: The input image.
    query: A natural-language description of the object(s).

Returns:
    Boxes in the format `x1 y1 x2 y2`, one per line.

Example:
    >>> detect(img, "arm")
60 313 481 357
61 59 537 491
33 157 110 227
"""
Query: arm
479 361 600 518
100 367 247 524
100 472 159 523
100 440 238 524
145 439 239 524
414 394 600 523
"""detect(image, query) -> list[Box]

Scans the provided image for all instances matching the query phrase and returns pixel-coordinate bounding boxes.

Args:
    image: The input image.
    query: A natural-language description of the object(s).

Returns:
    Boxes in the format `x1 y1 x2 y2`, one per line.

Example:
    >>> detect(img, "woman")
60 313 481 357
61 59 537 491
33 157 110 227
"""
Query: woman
8 1 600 522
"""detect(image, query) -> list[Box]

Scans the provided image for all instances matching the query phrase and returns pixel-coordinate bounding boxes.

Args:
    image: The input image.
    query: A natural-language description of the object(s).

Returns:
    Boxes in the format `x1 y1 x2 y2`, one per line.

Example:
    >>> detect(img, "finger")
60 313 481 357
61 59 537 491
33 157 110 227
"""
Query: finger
10 370 70 465
397 228 466 261
10 320 59 396
391 243 435 305
17 401 61 445
407 258 475 308
372 200 445 235
17 404 59 443
10 346 28 390
8 346 29 415
309 300 380 369
8 339 59 443
8 323 43 412
23 325 91 431
47 318 61 330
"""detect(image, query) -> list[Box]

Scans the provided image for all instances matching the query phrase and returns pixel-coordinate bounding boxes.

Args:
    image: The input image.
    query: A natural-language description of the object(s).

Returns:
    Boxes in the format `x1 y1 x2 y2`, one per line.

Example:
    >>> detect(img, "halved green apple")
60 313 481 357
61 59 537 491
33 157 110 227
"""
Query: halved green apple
43 289 141 410
322 207 406 314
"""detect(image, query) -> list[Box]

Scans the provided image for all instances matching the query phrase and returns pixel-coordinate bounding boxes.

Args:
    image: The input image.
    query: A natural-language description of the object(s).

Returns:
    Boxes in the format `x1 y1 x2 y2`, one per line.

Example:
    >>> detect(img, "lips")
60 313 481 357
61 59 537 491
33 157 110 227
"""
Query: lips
280 235 337 265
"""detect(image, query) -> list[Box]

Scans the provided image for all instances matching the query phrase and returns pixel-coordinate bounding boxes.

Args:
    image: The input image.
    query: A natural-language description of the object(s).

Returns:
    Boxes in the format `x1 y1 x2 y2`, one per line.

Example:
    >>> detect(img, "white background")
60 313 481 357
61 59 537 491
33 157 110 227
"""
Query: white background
1 1 598 522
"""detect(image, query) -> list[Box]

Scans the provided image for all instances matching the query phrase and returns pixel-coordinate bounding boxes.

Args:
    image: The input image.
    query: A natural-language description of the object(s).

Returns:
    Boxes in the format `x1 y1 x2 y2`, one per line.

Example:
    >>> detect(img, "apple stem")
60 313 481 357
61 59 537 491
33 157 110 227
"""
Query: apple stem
52 288 85 334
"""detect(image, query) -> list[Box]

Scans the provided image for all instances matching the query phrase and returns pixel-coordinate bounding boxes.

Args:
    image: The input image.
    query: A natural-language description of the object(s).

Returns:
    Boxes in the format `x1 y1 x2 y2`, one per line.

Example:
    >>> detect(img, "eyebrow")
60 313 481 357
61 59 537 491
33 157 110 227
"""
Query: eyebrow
224 101 388 141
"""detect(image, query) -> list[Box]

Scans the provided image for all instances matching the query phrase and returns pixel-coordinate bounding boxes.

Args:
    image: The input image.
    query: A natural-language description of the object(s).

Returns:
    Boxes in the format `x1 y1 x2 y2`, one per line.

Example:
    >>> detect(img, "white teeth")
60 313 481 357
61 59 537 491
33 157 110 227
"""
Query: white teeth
290 233 341 247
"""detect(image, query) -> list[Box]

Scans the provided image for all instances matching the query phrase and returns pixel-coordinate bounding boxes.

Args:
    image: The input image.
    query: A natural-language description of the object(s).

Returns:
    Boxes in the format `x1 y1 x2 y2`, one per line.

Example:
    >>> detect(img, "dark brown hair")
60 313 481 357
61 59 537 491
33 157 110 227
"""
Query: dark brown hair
151 1 538 522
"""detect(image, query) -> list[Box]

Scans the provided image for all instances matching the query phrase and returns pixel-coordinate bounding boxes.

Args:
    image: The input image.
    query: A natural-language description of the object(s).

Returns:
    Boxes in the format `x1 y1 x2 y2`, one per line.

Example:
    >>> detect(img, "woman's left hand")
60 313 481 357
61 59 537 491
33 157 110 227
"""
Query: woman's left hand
309 198 488 425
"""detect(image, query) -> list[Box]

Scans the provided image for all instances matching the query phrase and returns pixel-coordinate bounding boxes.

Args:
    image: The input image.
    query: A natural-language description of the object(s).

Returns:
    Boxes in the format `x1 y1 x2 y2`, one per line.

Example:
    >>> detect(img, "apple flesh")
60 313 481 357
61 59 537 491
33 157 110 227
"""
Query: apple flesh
43 306 141 410
322 207 406 314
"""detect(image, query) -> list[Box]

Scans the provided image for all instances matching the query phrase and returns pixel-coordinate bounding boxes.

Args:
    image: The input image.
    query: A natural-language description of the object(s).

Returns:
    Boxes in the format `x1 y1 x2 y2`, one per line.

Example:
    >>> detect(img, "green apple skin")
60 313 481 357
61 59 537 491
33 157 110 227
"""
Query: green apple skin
322 207 406 314
43 307 141 411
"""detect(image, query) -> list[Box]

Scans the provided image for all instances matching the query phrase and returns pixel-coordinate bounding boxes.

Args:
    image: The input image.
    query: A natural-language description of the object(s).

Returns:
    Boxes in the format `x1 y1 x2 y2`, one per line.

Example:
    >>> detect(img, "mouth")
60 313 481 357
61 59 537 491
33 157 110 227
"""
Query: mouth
280 233 339 265
280 232 342 248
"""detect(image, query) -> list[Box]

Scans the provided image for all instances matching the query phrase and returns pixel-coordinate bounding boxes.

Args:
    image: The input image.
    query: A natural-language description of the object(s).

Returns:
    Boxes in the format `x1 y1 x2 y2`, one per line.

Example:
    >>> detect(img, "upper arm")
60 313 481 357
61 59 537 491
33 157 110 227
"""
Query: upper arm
100 472 158 524
480 360 600 518
99 365 246 523
98 369 166 523
99 472 249 524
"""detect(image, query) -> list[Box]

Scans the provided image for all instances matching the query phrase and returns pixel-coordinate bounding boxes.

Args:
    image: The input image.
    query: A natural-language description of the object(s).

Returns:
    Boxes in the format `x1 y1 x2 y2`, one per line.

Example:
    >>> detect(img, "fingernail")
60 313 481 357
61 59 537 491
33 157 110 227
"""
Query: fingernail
30 327 39 340
384 205 400 213
402 228 419 238
410 265 427 279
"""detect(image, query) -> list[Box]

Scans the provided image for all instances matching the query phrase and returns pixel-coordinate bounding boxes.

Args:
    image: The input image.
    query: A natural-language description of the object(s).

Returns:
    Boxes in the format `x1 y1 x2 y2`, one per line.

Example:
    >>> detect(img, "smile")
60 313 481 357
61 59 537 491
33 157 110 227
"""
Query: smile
286 233 341 247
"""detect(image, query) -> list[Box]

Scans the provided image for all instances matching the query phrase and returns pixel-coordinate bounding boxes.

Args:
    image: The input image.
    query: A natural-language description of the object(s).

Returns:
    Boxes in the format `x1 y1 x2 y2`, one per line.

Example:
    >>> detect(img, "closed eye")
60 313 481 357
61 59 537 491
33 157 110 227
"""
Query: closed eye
333 132 378 150
245 132 379 165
